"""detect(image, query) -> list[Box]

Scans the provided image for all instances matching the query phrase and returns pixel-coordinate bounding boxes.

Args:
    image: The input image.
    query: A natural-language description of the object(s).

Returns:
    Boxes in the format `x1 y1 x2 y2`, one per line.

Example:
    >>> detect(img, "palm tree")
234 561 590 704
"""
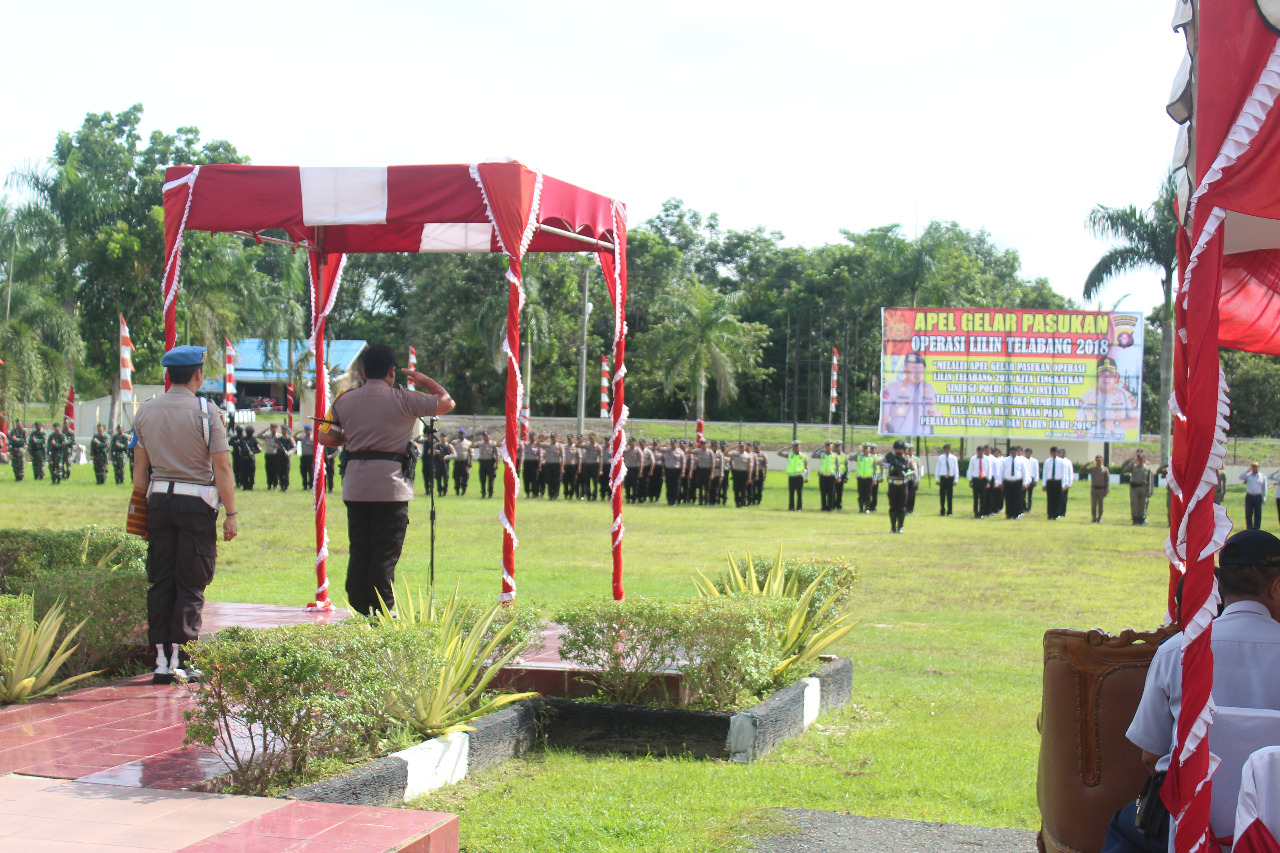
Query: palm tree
0 278 84 421
1084 173 1178 466
642 279 767 420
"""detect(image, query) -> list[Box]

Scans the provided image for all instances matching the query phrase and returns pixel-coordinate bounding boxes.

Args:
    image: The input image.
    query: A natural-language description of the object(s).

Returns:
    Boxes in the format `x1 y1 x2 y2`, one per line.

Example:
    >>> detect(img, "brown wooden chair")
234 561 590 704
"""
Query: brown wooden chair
1037 624 1178 853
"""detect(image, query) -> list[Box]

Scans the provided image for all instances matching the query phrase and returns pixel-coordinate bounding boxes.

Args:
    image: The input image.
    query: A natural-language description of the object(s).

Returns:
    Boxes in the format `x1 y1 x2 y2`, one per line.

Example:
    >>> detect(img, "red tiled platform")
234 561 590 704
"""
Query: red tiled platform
0 775 458 852
200 603 350 633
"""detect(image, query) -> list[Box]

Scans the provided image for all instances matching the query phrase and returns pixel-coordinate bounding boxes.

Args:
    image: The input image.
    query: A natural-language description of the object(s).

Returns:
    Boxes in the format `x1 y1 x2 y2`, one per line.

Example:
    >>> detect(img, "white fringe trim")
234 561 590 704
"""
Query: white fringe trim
161 165 200 316
517 172 543 257
469 163 509 257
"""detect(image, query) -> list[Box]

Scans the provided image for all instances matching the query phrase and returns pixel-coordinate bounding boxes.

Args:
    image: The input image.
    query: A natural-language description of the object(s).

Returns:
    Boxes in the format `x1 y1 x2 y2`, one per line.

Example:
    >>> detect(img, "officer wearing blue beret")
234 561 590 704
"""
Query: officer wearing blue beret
131 345 238 683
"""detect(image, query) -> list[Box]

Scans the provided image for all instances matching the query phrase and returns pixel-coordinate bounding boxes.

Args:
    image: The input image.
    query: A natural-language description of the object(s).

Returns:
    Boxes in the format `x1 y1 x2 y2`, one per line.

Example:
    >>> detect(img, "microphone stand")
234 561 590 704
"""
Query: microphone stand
421 417 438 589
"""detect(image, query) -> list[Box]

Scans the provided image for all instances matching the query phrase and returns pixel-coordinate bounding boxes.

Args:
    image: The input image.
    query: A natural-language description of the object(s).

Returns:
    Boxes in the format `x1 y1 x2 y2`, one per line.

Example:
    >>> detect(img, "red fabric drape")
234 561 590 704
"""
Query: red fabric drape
308 250 344 611
598 205 628 601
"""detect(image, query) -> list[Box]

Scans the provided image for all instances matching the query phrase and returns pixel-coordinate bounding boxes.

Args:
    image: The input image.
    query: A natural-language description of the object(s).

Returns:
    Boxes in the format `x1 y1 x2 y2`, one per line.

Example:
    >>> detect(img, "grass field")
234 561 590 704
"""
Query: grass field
0 458 1239 852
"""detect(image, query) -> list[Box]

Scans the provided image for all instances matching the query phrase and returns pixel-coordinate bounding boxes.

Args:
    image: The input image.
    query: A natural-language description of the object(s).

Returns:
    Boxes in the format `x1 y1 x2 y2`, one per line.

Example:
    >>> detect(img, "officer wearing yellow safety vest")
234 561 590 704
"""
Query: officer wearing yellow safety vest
814 441 839 512
778 440 807 511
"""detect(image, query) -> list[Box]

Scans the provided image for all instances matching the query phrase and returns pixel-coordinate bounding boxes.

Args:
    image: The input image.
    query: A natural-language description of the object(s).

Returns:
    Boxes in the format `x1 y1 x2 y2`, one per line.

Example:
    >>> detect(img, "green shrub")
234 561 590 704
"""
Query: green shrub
0 527 145 592
369 581 544 664
726 554 858 620
0 593 31 638
556 596 796 709
184 620 394 795
679 597 793 710
554 596 686 705
11 530 147 678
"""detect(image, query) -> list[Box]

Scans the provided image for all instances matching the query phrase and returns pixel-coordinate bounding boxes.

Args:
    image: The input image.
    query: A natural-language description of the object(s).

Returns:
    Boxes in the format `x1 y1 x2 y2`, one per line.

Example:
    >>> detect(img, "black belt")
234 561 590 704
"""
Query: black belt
346 450 407 464
1047 479 1061 484
1130 483 1148 489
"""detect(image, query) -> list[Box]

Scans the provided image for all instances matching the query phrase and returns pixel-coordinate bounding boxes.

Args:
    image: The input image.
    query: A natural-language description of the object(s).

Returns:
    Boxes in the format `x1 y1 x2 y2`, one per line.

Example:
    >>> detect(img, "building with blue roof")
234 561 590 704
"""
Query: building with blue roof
200 339 367 408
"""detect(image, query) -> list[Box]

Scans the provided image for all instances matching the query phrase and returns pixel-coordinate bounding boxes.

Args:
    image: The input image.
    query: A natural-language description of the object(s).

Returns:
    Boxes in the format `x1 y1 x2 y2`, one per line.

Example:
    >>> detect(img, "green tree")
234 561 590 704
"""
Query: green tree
636 280 769 420
1084 172 1178 463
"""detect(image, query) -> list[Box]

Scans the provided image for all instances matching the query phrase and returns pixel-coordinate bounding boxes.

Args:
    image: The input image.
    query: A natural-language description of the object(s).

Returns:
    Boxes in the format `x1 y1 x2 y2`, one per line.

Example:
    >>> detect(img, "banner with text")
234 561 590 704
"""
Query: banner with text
879 307 1144 441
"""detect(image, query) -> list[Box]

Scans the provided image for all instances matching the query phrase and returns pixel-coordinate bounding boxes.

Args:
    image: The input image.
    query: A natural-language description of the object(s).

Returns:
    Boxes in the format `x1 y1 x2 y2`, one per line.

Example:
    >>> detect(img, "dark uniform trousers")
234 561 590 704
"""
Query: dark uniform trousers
541 464 562 499
834 475 844 510
938 476 954 515
453 461 470 495
693 468 711 504
300 454 314 489
112 454 125 484
649 469 663 502
479 459 497 498
344 500 409 615
906 481 918 513
1004 479 1024 518
788 475 804 511
582 463 600 500
971 477 988 517
664 468 681 505
12 450 25 481
624 468 639 502
522 460 538 498
1246 493 1264 530
1044 480 1063 519
819 474 835 511
146 493 217 646
856 477 873 511
732 470 748 507
869 479 880 511
887 481 908 530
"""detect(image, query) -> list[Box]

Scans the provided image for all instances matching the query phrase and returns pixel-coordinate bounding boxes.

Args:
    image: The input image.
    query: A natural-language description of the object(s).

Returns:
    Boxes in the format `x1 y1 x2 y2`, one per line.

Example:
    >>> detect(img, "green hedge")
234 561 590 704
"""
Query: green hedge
0 528 147 678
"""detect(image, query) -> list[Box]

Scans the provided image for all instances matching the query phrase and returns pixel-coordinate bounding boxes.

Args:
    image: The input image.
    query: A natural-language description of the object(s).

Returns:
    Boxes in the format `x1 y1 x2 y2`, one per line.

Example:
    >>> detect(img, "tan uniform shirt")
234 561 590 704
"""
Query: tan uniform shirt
134 387 229 485
622 446 642 467
328 381 439 502
474 440 497 461
1088 465 1110 488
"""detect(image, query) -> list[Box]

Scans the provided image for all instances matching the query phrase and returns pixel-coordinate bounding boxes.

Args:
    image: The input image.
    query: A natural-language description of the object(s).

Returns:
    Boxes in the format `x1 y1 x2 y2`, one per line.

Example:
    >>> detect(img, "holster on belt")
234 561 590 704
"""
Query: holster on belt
126 487 149 537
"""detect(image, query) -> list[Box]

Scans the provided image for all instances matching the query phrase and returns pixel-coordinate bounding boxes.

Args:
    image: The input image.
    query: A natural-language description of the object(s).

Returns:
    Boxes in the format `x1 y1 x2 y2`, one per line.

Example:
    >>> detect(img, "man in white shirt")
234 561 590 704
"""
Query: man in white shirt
1107 529 1280 852
967 445 990 519
1241 461 1268 530
1003 446 1027 519
935 443 959 517
1042 447 1070 520
1022 448 1040 514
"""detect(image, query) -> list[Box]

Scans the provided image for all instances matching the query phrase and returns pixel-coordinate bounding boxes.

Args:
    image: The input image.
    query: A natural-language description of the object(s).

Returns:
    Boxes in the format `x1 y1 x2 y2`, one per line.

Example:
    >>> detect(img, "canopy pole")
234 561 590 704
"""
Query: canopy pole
229 231 321 252
535 223 615 252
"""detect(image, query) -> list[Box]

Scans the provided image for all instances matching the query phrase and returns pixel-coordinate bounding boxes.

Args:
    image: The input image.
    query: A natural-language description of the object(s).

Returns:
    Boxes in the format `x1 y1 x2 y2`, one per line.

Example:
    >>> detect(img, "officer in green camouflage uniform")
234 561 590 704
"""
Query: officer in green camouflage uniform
110 425 129 484
90 424 110 484
62 424 75 480
46 424 66 484
8 420 25 481
28 422 46 479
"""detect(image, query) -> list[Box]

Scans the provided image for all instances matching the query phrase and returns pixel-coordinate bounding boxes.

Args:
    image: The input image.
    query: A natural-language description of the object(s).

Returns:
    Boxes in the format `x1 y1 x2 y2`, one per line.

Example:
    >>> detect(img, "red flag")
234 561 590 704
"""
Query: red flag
286 384 295 431
120 315 134 403
64 387 75 430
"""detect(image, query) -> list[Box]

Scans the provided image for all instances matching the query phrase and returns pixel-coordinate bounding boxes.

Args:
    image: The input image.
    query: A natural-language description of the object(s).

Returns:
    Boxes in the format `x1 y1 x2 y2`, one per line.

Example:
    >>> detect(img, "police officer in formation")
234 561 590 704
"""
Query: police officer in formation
47 423 68 484
447 429 472 496
90 424 110 485
297 425 315 490
111 425 130 484
261 424 279 489
934 443 959 516
7 420 25 481
882 440 916 533
779 440 807 511
1121 450 1153 526
274 425 294 491
474 431 498 498
28 422 46 479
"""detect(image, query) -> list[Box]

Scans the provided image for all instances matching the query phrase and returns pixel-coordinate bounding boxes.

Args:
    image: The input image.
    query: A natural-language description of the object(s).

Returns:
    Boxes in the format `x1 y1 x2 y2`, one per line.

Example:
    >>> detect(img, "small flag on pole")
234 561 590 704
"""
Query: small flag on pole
225 338 237 416
64 387 75 431
697 418 705 444
408 346 417 372
286 384 295 431
119 315 134 404
600 354 609 418
830 347 839 414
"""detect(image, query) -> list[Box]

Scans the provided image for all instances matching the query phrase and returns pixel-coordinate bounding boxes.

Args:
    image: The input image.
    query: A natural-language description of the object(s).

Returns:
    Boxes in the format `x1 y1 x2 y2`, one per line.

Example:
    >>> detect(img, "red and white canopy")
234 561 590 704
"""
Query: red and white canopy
1165 3 1280 850
161 161 630 609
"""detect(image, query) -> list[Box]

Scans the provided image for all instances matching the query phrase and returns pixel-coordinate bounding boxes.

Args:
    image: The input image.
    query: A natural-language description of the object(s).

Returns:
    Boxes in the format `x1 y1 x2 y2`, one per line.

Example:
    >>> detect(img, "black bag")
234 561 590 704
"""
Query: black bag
1134 771 1168 838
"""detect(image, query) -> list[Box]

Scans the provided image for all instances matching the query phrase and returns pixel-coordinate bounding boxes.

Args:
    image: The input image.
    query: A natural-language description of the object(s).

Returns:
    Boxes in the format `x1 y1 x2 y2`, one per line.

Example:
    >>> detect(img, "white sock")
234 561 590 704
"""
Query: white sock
155 645 171 674
169 646 182 673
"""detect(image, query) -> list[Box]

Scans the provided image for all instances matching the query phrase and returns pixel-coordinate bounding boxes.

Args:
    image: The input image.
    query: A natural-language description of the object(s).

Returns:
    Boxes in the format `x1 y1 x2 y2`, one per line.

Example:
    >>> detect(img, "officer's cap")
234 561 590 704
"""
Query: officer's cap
752 441 760 446
1097 356 1119 375
1219 529 1280 568
905 352 926 366
791 439 800 445
304 425 312 430
160 345 206 368
458 428 467 435
893 439 907 450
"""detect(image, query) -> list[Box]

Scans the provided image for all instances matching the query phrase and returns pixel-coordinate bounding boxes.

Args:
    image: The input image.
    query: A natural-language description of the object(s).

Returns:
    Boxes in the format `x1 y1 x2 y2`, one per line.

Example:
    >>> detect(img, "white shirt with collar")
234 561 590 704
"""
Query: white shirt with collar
1003 454 1025 483
1024 455 1040 483
935 452 958 478
1128 600 1280 771
966 454 984 482
1241 470 1269 498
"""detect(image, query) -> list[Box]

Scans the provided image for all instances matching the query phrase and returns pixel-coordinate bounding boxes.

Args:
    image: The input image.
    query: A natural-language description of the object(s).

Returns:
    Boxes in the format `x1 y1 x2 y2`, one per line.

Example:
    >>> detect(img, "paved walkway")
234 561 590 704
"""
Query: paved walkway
0 602 459 852
751 809 1037 852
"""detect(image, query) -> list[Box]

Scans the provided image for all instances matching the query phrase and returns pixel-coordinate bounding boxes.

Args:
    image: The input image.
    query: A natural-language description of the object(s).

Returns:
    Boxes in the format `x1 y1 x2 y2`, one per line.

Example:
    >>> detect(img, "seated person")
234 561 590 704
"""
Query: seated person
1102 529 1280 852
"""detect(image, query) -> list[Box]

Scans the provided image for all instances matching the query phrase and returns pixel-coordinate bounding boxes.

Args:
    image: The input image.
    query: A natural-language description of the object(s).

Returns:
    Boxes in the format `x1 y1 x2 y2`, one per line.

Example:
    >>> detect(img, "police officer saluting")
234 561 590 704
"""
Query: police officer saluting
883 440 914 533
129 345 237 684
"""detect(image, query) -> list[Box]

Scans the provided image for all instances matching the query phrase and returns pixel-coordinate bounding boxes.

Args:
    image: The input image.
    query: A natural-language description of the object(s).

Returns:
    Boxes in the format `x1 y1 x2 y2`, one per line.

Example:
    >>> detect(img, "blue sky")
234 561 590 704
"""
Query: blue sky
1 0 1185 316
